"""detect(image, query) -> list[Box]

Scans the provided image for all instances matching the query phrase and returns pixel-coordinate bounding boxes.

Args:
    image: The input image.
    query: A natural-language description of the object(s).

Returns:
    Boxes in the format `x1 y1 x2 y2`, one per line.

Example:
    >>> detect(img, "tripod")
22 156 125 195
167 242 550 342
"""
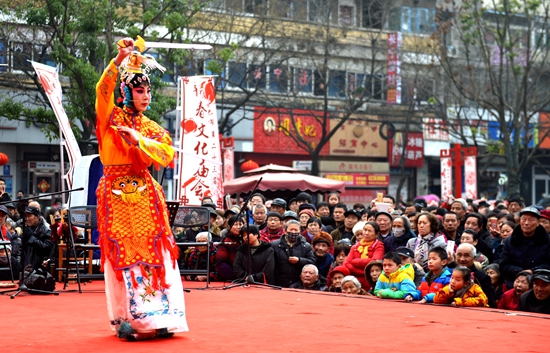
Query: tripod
1 188 84 298
223 178 280 290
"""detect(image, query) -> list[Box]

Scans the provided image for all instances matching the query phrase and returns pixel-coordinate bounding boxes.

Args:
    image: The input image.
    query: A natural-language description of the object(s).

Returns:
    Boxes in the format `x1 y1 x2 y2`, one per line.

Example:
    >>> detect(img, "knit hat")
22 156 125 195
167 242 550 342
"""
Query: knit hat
298 203 316 212
352 221 366 235
299 209 315 219
453 198 468 210
312 232 332 246
341 275 361 290
364 260 383 289
541 209 550 221
331 265 350 277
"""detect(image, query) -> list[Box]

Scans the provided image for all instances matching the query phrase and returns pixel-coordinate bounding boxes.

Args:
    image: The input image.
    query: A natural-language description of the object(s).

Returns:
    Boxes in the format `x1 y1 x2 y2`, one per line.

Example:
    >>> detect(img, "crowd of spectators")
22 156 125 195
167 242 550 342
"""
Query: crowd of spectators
177 192 550 315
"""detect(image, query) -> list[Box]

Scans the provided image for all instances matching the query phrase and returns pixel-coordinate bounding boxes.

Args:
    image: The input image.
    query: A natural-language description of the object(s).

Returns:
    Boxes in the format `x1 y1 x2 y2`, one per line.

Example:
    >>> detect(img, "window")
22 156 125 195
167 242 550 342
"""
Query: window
389 7 436 34
401 77 434 104
309 0 329 22
361 0 382 29
205 59 226 89
0 39 7 72
245 0 266 14
339 5 355 26
228 62 247 89
351 73 384 100
33 45 56 68
313 69 326 96
269 65 288 93
12 42 32 71
328 70 346 98
248 64 266 90
274 0 295 19
294 68 313 94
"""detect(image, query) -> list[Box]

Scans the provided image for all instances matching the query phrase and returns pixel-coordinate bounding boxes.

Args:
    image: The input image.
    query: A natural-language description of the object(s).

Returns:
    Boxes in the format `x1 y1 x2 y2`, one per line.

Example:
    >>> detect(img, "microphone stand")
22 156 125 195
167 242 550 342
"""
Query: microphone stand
1 187 84 299
223 178 280 290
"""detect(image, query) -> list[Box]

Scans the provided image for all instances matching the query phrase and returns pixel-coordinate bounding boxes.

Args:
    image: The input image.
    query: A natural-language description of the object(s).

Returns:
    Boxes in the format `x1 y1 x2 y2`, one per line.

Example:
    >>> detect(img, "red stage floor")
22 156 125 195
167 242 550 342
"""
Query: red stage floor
1 280 548 352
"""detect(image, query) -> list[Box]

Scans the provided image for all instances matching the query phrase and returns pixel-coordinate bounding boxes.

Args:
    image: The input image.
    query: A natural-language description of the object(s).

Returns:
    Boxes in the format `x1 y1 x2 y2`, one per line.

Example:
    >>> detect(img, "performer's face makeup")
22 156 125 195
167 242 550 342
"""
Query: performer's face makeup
132 83 151 112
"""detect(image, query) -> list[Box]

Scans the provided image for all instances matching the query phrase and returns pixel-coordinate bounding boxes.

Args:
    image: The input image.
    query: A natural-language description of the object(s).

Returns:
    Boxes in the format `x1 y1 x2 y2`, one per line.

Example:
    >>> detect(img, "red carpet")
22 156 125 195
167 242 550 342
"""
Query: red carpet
1 279 549 352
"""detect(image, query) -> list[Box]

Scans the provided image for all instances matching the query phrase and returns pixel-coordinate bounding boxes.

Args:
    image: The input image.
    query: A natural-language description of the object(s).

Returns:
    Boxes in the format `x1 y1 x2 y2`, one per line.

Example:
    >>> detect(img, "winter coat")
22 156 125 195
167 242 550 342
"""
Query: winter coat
330 225 353 244
272 236 316 287
409 267 452 302
434 283 489 307
21 217 53 270
374 263 416 299
343 239 385 290
186 244 218 281
518 289 550 314
498 288 521 311
259 227 285 243
383 230 416 254
215 232 242 281
500 225 550 289
233 241 275 285
289 275 328 291
315 253 334 278
406 233 447 271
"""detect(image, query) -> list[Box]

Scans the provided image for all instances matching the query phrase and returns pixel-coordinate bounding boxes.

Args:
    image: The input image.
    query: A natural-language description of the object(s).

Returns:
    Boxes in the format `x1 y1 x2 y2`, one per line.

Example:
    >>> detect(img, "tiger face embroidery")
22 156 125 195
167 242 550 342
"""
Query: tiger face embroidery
111 175 147 203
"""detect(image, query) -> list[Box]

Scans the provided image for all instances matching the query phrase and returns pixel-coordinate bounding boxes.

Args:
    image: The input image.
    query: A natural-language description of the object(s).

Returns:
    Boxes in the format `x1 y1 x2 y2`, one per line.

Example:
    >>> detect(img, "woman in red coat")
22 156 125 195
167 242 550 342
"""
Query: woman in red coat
344 221 385 290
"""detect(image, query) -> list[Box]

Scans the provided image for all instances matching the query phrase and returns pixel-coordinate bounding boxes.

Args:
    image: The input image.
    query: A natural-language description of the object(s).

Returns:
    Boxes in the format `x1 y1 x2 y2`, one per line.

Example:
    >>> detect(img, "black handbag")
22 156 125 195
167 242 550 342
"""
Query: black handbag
23 266 56 292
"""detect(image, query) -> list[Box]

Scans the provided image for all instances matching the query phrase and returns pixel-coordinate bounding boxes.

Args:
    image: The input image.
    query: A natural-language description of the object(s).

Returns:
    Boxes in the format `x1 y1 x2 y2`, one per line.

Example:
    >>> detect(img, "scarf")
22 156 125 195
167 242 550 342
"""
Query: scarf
415 233 435 270
454 282 474 299
358 239 374 259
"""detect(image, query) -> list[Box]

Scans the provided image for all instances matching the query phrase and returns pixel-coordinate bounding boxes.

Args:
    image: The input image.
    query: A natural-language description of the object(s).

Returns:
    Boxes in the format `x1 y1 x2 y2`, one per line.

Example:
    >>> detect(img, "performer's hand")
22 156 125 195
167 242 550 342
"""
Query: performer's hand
115 37 134 66
116 126 140 145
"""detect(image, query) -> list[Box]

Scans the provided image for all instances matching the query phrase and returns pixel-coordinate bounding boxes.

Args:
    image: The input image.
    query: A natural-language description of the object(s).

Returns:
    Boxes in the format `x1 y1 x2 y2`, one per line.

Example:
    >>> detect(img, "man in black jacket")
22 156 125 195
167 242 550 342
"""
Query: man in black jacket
518 269 550 314
289 264 327 291
272 220 315 287
21 206 53 271
500 206 550 289
233 225 275 285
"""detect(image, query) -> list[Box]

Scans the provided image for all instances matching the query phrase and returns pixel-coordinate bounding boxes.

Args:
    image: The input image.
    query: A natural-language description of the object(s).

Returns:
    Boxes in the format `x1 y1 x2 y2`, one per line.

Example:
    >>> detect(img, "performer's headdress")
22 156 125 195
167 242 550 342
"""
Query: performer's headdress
117 35 166 108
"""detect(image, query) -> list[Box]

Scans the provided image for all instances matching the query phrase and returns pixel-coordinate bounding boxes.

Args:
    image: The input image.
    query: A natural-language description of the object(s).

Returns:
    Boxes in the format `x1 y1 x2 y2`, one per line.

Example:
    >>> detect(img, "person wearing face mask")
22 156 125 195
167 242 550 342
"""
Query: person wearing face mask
382 215 417 254
271 220 316 287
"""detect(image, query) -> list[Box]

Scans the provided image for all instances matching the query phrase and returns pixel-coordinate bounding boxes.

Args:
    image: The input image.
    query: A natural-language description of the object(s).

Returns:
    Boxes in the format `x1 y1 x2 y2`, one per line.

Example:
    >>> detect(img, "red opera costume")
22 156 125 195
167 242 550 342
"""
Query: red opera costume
95 39 188 338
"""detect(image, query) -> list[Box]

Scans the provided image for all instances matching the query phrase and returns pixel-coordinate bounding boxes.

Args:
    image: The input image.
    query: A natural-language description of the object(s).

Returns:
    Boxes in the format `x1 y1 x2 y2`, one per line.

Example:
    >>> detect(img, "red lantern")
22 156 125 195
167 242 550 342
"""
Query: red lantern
241 160 259 172
0 153 8 166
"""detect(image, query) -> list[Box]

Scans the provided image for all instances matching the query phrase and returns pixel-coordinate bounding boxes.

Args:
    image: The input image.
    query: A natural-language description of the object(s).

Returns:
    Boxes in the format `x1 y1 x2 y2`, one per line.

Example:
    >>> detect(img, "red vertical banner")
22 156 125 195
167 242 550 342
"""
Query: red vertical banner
386 32 402 105
177 76 224 207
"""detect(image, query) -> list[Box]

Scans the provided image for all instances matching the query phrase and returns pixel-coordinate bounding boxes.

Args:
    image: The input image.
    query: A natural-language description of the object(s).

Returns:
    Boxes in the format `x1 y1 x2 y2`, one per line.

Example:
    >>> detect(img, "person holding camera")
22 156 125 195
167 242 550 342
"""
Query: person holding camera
21 205 53 272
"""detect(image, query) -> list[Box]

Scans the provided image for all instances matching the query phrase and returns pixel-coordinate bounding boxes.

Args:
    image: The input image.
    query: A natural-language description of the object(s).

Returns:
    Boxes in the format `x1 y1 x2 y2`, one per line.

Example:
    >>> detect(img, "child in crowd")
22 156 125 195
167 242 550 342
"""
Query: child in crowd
434 266 489 307
328 243 350 274
341 276 367 295
326 266 350 292
374 252 416 299
485 263 506 302
405 247 451 303
364 260 383 295
498 271 532 311
396 247 425 287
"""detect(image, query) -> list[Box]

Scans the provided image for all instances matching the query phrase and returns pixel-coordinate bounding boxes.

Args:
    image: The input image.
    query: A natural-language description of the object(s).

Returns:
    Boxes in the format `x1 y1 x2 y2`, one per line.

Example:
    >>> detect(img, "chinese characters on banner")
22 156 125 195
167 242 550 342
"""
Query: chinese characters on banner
178 76 223 207
323 173 389 187
329 115 387 157
253 107 330 155
388 131 424 167
440 157 452 199
31 61 82 188
464 155 477 199
423 118 449 141
221 137 235 182
386 32 402 105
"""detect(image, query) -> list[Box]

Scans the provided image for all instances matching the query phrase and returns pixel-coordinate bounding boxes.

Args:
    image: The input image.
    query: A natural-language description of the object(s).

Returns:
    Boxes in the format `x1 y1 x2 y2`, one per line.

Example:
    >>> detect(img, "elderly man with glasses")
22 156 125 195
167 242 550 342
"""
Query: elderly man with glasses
500 206 550 290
